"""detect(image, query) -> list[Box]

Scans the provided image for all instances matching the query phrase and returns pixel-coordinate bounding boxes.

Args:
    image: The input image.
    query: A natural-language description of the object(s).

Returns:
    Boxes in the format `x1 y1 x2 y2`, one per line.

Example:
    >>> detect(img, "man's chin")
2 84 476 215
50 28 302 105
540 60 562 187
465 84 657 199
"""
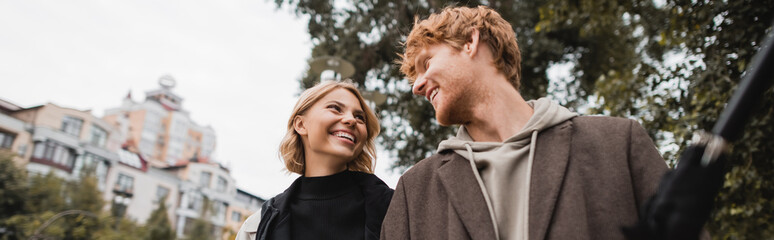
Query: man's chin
435 112 462 126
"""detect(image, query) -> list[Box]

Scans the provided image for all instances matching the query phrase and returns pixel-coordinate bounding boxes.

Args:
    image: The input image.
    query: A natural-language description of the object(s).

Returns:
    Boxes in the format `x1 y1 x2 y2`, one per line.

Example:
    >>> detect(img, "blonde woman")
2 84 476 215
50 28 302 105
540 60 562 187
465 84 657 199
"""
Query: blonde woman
237 81 393 240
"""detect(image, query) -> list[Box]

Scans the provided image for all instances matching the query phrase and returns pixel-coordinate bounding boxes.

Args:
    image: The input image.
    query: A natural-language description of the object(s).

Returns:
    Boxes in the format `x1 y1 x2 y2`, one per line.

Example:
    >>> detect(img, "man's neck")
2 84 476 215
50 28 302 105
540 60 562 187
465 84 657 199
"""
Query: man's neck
464 84 533 142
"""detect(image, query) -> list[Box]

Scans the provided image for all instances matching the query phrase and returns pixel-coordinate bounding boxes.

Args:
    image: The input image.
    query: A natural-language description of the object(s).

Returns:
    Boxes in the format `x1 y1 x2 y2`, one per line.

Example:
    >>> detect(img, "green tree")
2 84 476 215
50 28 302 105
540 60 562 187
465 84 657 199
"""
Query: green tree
61 168 105 239
188 196 214 240
144 197 175 240
5 172 70 239
0 155 152 240
279 0 773 238
26 172 67 214
0 150 27 239
656 1 774 239
536 0 774 238
272 0 638 170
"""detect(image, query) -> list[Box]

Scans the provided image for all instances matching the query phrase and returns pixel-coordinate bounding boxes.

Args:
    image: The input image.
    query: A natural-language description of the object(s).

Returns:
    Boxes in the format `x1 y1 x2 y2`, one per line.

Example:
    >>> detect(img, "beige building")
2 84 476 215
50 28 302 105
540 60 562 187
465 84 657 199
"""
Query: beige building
1 77 261 239
103 148 180 226
162 158 259 239
0 99 32 166
103 76 216 167
225 189 264 237
6 102 122 184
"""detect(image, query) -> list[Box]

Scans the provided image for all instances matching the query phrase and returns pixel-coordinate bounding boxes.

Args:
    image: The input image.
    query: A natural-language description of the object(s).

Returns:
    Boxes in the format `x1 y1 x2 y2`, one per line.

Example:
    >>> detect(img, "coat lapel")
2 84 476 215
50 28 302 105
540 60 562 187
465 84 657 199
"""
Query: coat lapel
529 120 573 240
437 153 497 240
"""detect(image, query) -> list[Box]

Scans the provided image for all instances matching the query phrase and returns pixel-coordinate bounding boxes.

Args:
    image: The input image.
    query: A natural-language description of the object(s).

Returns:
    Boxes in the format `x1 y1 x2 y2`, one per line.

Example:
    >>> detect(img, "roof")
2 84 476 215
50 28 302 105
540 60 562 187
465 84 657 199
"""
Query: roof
117 148 148 171
237 189 266 202
0 98 22 112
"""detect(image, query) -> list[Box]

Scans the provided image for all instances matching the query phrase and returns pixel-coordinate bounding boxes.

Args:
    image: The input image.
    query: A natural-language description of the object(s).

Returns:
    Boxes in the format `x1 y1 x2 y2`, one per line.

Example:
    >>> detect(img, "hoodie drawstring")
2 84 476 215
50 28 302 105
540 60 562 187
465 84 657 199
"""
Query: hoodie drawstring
465 143 501 240
525 130 539 238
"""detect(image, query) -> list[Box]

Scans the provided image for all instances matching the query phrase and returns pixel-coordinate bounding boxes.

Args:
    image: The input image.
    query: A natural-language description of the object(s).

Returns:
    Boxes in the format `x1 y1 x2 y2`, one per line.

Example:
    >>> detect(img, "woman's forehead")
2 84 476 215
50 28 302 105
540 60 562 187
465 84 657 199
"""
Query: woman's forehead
318 88 363 110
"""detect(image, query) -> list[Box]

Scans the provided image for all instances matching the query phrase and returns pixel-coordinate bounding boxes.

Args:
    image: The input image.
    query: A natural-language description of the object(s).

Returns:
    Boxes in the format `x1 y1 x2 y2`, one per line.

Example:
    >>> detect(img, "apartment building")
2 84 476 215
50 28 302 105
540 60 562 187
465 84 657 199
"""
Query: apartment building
6 102 122 184
103 76 216 167
1 76 263 239
0 99 32 166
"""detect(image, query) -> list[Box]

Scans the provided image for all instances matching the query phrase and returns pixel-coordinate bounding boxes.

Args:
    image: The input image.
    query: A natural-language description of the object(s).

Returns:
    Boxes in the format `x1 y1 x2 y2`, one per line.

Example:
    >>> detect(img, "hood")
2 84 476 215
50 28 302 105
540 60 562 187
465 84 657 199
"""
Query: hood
437 97 577 152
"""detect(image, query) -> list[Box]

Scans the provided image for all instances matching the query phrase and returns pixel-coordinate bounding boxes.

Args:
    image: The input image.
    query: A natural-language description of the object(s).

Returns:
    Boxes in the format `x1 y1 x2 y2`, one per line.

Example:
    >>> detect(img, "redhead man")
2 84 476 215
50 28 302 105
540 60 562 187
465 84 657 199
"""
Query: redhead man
381 6 672 240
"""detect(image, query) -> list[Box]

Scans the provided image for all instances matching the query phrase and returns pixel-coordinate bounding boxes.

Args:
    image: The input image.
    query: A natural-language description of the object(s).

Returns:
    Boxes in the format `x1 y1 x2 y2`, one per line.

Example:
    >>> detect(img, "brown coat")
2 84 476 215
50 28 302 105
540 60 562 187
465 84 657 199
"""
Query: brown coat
381 116 670 240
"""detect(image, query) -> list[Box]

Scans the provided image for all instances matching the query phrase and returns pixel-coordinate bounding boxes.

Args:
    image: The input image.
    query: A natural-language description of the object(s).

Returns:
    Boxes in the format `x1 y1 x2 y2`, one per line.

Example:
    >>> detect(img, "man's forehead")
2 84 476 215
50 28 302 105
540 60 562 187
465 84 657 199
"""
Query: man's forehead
414 43 442 58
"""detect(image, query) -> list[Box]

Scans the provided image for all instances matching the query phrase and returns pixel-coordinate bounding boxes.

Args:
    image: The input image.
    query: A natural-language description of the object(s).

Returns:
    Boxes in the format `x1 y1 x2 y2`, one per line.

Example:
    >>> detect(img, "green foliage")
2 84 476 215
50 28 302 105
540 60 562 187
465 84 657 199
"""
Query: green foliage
0 150 26 219
274 0 561 171
25 172 67 214
145 197 175 240
0 157 149 240
188 196 214 240
280 0 773 238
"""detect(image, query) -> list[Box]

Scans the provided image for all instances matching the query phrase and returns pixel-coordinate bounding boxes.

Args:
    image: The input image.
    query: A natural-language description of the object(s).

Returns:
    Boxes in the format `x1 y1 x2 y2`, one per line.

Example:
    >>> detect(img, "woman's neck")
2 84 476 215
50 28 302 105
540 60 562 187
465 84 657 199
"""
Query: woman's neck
304 160 347 177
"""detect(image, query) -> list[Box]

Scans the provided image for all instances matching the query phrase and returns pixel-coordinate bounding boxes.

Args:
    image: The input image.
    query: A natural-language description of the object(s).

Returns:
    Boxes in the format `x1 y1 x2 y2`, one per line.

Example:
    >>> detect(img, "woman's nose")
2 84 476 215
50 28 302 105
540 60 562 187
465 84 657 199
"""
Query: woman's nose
341 115 356 126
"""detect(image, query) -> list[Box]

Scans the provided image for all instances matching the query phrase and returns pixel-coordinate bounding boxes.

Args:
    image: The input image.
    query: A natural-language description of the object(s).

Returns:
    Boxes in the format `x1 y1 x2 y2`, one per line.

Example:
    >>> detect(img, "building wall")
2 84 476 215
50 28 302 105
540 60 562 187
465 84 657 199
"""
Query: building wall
0 111 32 166
103 163 180 225
103 96 215 167
1 86 254 240
10 103 121 182
172 162 240 239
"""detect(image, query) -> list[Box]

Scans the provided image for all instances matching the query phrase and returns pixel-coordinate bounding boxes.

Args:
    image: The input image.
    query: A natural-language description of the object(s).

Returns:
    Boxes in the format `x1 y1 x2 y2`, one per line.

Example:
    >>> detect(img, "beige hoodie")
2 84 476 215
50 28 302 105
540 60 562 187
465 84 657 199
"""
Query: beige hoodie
437 98 577 240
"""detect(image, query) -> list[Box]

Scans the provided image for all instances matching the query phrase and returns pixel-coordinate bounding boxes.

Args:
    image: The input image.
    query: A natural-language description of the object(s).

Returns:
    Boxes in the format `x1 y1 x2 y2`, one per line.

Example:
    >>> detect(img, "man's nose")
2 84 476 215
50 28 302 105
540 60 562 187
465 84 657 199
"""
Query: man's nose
412 75 427 96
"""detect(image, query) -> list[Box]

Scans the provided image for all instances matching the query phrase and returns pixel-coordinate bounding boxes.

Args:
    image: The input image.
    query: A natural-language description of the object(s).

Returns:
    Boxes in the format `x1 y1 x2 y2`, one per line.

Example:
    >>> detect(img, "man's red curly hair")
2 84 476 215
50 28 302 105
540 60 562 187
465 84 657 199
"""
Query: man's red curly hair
399 6 522 90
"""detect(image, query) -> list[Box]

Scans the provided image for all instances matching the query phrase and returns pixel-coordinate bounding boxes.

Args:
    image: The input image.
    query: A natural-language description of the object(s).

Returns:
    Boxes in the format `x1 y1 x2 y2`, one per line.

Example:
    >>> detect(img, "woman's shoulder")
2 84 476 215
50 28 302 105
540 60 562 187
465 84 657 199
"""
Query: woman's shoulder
349 171 394 202
349 171 390 188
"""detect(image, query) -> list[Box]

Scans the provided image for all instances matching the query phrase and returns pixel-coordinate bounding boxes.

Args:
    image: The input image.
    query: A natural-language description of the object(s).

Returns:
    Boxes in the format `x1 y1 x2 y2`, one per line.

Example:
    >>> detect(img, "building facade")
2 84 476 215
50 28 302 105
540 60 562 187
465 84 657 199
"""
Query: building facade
6 102 122 185
103 76 216 167
0 99 32 166
1 77 262 239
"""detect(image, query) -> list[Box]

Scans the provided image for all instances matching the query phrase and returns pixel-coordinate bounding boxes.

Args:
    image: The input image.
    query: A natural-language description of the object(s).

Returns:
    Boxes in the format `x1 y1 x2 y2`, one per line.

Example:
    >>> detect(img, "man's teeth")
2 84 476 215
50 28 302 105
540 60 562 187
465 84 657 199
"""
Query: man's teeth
334 132 355 142
430 88 439 101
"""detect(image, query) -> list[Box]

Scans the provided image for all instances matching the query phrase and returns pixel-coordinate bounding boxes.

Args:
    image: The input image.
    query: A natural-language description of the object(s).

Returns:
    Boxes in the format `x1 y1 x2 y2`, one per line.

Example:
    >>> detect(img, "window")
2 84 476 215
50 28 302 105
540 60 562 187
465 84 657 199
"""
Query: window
231 211 242 222
114 173 134 194
32 140 76 170
155 186 170 203
216 176 227 192
236 192 251 204
90 125 108 147
0 131 14 149
61 116 83 137
187 193 202 211
82 153 108 190
199 172 211 188
213 201 226 219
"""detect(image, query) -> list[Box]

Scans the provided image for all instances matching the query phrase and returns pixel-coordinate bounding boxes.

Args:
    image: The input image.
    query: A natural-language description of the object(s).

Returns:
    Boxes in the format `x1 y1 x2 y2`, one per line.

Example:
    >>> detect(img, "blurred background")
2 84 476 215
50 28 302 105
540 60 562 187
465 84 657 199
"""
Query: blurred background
1 0 772 239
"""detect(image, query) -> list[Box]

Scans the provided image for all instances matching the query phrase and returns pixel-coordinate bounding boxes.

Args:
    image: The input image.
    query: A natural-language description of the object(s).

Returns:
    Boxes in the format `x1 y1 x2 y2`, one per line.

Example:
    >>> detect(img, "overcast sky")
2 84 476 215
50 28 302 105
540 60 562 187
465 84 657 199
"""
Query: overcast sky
0 0 401 199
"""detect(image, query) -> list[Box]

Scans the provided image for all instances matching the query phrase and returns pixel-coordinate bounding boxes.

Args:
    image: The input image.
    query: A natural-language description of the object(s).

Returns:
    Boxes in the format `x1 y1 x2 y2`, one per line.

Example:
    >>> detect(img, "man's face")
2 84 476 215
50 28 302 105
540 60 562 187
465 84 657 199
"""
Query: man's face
411 43 479 126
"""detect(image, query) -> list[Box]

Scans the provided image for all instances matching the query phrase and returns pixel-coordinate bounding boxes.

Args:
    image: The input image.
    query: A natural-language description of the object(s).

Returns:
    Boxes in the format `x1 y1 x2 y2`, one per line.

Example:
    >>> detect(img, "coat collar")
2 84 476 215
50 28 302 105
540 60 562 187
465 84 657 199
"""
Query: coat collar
435 120 573 240
437 152 498 239
529 120 573 240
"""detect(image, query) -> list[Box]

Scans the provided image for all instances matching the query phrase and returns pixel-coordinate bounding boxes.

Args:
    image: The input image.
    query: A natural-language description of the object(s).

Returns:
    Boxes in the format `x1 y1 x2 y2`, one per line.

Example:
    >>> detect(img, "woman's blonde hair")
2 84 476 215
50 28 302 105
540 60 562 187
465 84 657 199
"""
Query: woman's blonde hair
279 80 380 174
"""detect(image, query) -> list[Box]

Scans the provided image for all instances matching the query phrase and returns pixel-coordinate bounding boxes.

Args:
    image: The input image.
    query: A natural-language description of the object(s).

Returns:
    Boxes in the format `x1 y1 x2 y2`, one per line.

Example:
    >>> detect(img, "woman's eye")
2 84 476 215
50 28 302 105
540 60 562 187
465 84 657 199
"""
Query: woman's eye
424 58 430 70
355 115 366 121
327 105 341 112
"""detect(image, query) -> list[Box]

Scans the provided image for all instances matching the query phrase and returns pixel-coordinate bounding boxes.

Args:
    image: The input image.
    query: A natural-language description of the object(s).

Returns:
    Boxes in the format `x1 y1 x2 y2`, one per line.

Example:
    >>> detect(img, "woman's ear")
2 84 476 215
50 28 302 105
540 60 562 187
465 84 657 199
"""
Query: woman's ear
294 116 308 136
465 28 481 57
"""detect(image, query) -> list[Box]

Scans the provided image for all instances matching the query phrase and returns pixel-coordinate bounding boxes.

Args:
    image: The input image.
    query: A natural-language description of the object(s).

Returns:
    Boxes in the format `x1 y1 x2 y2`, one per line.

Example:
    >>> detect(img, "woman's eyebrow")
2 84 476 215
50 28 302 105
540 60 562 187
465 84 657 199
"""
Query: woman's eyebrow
325 100 343 106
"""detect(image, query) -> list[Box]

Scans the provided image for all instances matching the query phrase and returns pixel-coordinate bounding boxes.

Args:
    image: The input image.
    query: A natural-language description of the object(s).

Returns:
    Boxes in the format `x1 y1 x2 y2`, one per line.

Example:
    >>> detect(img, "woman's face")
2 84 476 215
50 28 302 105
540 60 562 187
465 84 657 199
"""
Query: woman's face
296 88 368 165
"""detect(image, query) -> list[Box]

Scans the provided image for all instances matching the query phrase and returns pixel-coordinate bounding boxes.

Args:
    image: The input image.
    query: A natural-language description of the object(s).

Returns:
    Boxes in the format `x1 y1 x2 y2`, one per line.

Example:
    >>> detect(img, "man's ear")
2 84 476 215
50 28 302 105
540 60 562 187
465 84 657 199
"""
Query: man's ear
464 28 481 57
294 116 308 136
